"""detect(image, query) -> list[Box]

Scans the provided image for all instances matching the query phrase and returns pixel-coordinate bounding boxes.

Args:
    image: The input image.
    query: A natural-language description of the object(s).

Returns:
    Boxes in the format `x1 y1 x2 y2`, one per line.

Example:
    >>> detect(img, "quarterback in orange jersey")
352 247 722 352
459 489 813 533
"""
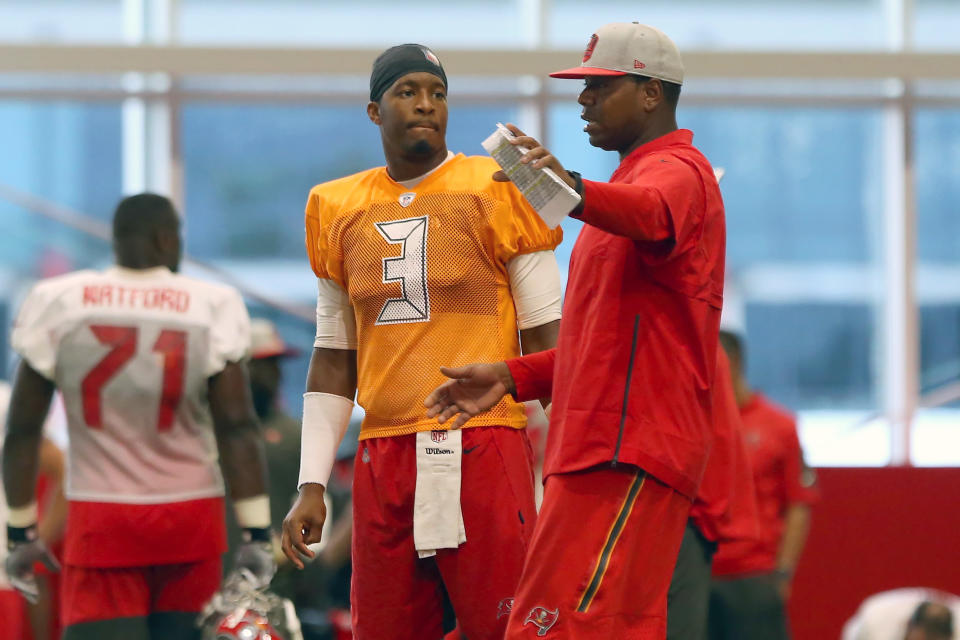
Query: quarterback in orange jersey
3 195 274 640
281 44 563 640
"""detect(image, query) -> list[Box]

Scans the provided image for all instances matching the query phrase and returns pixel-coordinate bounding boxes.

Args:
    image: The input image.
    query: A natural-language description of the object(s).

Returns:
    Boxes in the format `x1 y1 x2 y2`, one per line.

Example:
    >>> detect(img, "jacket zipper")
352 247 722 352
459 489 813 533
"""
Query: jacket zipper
612 314 641 465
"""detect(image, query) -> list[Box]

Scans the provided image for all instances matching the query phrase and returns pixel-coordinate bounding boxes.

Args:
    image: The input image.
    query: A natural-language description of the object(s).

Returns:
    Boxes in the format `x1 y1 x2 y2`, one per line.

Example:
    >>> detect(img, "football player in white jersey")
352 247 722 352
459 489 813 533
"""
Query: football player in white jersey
3 194 275 640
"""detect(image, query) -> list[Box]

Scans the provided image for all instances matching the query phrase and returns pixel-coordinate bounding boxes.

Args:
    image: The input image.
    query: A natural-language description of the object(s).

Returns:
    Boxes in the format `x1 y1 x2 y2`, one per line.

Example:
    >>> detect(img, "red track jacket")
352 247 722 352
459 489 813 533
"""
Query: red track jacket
507 129 725 499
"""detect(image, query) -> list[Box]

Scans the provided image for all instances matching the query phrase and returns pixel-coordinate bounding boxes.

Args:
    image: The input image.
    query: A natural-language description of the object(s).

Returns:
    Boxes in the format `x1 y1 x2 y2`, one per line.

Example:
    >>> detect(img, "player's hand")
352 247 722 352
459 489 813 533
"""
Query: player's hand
281 483 327 570
231 537 277 589
424 362 515 430
492 123 578 191
5 537 60 604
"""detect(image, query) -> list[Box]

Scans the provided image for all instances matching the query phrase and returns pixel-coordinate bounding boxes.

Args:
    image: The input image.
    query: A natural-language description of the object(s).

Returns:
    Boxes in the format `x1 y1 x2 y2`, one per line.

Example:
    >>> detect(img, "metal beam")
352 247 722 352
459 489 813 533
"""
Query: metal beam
3 45 960 79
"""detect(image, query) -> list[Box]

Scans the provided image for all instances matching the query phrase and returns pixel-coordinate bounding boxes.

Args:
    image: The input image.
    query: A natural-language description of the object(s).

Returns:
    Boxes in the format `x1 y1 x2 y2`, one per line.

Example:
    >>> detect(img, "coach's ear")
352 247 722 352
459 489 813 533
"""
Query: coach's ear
367 101 381 125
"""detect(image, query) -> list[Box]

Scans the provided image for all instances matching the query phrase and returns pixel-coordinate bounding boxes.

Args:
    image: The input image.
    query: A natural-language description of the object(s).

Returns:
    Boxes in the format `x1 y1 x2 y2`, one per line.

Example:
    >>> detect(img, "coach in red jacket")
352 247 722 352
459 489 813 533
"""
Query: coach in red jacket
426 22 725 639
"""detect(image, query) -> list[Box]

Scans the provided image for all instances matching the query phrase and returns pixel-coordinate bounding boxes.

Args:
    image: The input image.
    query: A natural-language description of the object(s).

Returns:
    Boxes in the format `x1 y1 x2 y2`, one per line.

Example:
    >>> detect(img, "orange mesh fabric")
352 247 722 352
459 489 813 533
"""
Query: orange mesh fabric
305 154 562 439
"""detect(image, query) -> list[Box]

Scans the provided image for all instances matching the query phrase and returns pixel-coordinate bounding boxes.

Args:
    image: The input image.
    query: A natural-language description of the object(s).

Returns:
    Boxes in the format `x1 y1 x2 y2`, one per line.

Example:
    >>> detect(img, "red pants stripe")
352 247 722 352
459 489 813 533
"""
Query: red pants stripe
506 467 691 640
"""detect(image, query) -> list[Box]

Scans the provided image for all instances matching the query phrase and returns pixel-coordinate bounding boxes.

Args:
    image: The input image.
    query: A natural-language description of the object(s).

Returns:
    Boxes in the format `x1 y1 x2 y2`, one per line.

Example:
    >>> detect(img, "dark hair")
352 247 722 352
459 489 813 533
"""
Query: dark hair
907 602 954 639
633 75 682 107
719 330 745 368
112 193 179 239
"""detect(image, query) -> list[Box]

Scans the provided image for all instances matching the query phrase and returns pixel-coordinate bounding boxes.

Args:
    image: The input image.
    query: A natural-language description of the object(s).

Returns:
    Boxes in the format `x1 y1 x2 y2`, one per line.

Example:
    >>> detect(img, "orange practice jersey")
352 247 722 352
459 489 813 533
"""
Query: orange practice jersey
305 154 562 440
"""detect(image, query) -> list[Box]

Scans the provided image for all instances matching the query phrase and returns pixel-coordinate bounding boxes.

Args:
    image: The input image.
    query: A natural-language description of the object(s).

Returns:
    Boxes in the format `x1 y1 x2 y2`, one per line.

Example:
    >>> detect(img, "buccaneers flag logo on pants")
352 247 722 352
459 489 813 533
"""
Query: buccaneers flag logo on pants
523 606 559 636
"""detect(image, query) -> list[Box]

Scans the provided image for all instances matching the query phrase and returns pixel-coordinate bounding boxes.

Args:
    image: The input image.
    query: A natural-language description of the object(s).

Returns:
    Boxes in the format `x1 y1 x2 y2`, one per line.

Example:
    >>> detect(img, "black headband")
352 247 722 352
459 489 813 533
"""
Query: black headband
369 44 448 102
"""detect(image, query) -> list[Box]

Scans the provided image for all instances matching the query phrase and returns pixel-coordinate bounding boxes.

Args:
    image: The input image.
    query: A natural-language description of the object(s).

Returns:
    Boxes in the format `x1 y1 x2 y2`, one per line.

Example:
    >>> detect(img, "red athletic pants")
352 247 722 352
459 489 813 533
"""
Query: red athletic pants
351 426 537 640
505 467 692 639
0 589 27 640
61 556 221 626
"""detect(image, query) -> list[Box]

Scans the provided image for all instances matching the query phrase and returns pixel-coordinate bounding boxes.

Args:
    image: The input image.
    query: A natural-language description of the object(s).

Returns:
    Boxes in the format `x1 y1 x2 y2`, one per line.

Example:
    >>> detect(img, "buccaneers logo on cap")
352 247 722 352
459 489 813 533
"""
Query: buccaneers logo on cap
524 606 559 636
582 34 598 62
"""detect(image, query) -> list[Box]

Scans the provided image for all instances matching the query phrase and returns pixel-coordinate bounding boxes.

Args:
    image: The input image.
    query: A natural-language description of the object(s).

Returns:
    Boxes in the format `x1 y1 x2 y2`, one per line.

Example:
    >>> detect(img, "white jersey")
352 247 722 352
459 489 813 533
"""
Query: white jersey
10 266 251 505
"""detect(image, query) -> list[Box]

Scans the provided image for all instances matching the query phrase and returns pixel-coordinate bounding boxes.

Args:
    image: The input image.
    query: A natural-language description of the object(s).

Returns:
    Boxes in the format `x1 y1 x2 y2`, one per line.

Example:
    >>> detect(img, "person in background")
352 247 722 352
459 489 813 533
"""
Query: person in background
3 193 273 640
667 347 759 640
247 318 303 553
1 381 68 640
709 329 819 640
843 589 960 640
245 317 354 640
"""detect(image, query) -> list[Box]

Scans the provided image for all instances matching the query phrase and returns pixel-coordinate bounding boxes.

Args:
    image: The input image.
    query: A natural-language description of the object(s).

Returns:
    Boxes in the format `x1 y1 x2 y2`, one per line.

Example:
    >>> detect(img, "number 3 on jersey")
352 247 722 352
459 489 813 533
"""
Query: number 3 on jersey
81 324 186 431
375 215 430 325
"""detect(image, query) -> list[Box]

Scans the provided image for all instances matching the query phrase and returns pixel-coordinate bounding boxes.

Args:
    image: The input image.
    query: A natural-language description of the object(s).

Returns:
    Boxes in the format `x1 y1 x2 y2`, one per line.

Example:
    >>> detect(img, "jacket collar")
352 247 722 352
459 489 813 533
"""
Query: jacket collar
619 129 693 168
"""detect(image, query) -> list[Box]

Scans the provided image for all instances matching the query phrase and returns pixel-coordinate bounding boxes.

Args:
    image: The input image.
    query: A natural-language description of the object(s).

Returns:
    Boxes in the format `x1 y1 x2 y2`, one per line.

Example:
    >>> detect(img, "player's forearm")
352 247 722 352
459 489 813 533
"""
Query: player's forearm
217 422 269 500
577 180 677 244
209 362 269 501
2 429 42 509
3 362 55 510
506 348 556 403
776 503 812 575
306 347 358 399
300 349 356 490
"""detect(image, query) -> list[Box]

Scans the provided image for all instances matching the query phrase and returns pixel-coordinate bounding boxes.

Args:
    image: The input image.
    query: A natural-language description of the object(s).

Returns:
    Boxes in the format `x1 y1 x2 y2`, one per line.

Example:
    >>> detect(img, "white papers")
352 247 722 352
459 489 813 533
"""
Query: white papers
482 123 581 229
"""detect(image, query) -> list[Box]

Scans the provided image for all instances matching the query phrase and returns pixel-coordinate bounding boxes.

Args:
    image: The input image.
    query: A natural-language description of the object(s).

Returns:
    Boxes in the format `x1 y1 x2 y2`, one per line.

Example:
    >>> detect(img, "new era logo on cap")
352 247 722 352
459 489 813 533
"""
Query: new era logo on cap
551 22 684 85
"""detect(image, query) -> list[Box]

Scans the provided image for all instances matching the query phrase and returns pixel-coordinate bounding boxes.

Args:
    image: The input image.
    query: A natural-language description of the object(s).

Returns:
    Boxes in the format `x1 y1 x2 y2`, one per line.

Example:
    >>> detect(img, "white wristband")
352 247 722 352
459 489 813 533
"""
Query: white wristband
8 501 39 528
234 494 271 529
298 391 354 490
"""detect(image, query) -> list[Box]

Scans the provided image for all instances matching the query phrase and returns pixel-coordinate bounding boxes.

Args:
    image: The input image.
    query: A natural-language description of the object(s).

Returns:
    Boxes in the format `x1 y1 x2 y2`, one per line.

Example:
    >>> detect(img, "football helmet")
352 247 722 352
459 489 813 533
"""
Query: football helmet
199 570 303 640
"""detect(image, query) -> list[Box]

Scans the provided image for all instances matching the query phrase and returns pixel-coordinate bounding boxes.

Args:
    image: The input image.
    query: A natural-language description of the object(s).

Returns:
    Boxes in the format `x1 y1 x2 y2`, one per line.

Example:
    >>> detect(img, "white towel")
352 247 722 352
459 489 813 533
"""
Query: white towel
413 429 466 558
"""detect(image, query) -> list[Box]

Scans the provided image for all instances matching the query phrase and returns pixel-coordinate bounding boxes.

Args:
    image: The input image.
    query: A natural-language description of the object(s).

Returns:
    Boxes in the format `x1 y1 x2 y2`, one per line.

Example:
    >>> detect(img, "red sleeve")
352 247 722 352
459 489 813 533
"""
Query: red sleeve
576 158 704 261
505 348 556 403
782 423 820 505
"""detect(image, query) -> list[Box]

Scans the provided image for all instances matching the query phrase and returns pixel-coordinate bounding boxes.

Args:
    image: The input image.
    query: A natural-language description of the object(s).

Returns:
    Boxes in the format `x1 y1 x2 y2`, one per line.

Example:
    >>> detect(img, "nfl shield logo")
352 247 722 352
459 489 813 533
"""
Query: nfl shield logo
431 430 448 443
399 192 416 207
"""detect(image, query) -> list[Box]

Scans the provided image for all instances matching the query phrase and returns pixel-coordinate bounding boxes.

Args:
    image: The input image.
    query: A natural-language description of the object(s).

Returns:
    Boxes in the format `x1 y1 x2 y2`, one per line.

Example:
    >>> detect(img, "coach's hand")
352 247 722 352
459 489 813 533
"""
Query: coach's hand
281 483 326 570
492 123 578 191
5 533 60 604
425 362 516 430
